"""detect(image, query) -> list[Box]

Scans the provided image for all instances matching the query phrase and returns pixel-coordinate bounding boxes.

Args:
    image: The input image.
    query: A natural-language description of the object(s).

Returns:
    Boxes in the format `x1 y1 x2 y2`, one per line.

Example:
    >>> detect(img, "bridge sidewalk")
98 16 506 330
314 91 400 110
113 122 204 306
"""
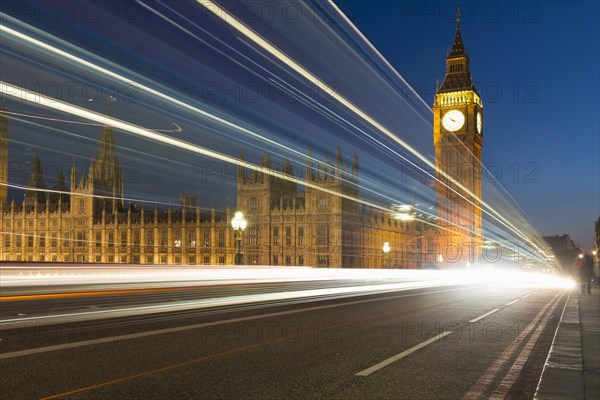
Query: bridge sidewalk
535 286 600 399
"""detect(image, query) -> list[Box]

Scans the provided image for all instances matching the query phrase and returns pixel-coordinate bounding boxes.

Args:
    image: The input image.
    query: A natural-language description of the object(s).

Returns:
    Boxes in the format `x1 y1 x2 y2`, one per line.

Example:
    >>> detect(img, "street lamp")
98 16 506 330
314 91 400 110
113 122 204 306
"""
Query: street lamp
231 211 247 265
383 241 391 268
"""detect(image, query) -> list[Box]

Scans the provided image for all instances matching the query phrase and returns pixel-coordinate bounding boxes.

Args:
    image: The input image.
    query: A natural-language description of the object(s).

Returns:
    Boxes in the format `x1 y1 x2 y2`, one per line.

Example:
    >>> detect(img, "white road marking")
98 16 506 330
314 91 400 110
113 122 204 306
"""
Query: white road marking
522 293 533 299
506 299 520 306
356 331 453 376
469 308 500 323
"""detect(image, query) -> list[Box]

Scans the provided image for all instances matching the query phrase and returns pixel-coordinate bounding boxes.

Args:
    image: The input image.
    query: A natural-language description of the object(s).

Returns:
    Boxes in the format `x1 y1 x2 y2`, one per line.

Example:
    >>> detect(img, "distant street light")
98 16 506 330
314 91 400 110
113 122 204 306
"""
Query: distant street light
593 250 597 256
231 211 247 265
579 253 584 259
393 204 416 221
383 241 390 268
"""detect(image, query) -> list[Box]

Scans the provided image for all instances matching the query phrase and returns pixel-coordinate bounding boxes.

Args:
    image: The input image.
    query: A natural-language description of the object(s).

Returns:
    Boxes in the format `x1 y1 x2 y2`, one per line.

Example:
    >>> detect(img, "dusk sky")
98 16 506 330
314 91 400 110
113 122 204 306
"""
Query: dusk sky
2 0 598 252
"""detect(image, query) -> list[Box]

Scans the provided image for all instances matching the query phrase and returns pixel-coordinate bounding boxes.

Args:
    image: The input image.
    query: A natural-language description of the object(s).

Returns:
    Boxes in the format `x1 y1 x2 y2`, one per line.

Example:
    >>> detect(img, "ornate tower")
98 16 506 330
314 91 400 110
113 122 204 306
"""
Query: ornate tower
0 99 7 205
433 12 483 264
88 101 124 216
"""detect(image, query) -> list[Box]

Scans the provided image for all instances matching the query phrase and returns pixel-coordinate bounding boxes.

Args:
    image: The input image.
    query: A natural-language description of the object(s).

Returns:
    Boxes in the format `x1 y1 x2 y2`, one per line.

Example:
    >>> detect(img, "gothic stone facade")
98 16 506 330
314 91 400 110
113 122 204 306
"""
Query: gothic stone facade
0 114 435 267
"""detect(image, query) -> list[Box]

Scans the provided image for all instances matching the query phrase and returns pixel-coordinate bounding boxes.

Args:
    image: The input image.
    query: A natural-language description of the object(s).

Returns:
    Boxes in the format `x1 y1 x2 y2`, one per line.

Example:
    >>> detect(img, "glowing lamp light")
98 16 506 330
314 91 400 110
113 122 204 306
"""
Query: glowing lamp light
231 211 247 231
383 242 391 254
232 211 247 265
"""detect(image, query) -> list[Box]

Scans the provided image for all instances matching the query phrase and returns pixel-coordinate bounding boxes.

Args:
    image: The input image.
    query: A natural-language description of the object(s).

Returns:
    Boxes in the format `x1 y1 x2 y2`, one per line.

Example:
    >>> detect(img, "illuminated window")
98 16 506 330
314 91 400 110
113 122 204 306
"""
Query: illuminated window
317 255 329 267
249 197 258 211
218 230 225 248
146 230 153 245
77 231 86 247
317 225 329 246
248 227 258 246
318 195 329 210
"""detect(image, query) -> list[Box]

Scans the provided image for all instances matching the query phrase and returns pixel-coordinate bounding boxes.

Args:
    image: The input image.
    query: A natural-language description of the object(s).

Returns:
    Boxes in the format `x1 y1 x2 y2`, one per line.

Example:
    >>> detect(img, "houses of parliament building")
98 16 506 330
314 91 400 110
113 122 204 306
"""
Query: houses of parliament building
0 17 481 268
0 102 436 268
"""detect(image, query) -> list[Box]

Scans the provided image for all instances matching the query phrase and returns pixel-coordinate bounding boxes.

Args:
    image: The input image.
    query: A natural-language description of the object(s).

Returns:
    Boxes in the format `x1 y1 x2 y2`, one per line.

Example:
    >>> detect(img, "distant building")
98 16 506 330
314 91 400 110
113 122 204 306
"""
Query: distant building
543 234 577 251
543 234 581 270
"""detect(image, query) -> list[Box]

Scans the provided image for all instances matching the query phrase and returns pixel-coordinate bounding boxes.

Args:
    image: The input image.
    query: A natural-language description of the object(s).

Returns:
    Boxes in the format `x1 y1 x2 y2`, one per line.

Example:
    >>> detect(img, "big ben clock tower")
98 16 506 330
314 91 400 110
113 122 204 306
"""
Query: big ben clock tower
434 12 483 265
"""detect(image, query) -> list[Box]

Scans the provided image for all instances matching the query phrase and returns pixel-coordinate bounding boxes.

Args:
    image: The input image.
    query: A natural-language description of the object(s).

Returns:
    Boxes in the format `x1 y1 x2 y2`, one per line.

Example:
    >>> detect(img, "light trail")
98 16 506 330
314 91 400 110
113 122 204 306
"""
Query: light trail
0 6 552 263
0 81 403 218
0 266 573 327
195 0 552 262
4 110 182 132
1 17 414 219
0 19 324 177
132 0 549 262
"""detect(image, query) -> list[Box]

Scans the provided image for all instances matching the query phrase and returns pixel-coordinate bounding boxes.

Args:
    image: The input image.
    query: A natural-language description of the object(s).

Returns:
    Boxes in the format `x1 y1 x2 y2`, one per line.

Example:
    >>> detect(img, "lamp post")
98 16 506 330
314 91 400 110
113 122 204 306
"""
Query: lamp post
383 241 390 268
231 211 247 265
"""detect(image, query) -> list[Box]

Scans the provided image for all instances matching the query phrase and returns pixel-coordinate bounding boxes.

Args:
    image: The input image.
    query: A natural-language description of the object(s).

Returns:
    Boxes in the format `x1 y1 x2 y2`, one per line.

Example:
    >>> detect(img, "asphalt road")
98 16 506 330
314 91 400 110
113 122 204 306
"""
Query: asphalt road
0 280 566 400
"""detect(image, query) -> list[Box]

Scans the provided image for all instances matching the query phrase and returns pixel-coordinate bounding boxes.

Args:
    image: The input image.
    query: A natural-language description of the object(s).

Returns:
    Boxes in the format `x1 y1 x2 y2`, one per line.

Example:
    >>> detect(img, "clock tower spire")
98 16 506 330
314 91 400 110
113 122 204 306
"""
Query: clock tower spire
433 13 483 266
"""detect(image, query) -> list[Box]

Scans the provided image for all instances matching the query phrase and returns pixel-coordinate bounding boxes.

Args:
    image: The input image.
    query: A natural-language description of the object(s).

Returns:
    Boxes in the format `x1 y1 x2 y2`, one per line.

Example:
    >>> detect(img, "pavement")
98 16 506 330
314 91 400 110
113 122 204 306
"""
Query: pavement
535 285 600 400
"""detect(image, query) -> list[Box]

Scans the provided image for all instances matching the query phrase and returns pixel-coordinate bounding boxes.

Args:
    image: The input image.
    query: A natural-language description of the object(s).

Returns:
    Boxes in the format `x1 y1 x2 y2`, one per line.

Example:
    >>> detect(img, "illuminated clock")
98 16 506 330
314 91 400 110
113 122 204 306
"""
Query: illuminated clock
476 112 482 134
442 110 465 132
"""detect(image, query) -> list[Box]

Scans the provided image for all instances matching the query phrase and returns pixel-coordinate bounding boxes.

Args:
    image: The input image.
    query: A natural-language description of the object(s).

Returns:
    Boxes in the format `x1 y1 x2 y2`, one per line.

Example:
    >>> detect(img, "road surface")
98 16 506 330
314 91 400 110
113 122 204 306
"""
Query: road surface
0 271 568 400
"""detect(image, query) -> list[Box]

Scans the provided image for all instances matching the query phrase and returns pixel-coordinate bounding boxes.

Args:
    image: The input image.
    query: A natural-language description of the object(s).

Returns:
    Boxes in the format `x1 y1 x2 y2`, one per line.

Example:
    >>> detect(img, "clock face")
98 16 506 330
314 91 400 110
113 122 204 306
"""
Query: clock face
442 110 465 132
476 112 482 134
